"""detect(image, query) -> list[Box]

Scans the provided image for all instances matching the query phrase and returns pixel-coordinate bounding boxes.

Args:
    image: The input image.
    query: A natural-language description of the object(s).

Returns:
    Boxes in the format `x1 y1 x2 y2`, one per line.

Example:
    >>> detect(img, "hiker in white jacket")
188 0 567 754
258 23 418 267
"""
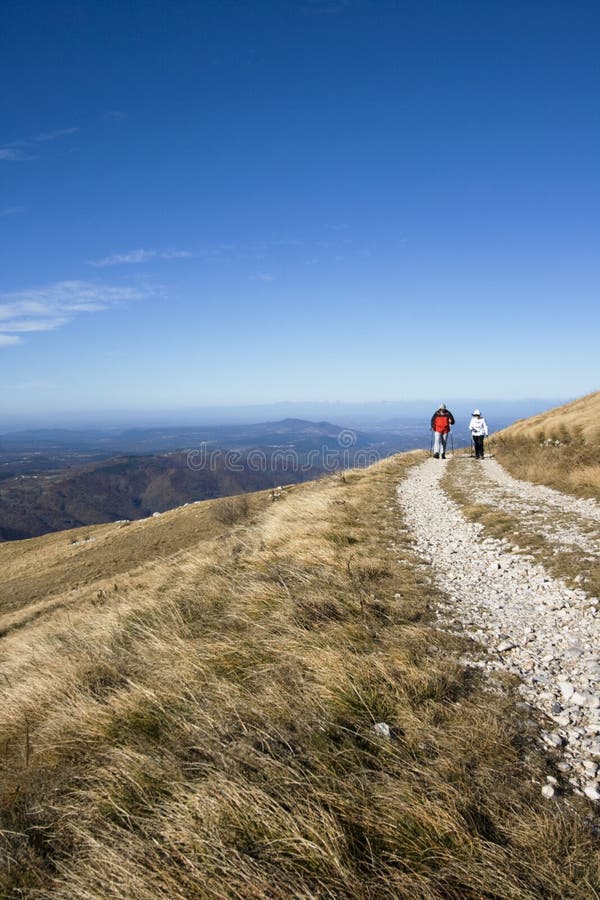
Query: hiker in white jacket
469 409 488 459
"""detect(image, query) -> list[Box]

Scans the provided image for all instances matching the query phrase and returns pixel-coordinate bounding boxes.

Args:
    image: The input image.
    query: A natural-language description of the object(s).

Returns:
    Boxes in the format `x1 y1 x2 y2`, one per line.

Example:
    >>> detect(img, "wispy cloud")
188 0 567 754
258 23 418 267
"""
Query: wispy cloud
87 248 193 267
88 234 361 273
0 280 149 346
1 125 78 162
0 205 25 217
0 316 71 333
104 109 126 121
88 249 156 266
161 249 194 260
0 148 35 162
34 126 79 143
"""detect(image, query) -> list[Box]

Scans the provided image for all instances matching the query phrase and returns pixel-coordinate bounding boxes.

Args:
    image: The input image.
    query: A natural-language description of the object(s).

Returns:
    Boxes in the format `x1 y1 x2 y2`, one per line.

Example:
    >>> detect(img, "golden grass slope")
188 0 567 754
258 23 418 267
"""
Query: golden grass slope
1 456 599 898
492 389 600 499
496 390 600 444
0 490 260 634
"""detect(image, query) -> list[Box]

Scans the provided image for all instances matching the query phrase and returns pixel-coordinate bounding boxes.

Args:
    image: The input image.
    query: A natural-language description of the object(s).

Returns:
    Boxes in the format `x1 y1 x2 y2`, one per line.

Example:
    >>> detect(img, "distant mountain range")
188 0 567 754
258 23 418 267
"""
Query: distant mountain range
0 398 564 432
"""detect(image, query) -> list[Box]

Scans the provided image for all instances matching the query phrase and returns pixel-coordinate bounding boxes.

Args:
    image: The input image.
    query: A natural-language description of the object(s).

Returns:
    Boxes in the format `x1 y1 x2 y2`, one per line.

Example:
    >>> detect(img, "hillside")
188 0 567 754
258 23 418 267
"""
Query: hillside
495 390 600 444
1 450 599 897
0 452 304 542
492 389 600 499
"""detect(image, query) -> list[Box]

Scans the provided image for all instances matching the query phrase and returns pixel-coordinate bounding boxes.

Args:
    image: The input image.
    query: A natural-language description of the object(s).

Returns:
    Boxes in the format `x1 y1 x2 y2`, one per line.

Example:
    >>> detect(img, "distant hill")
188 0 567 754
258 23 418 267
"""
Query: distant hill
0 418 371 456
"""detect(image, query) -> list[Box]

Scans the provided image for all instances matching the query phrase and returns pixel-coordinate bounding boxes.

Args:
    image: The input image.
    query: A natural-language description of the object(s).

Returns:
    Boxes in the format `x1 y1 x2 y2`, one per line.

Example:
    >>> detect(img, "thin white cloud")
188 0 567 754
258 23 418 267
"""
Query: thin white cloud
0 317 70 333
161 249 194 260
89 249 155 266
87 248 193 267
1 126 78 162
85 235 361 273
34 126 79 142
0 148 35 162
0 205 25 217
0 280 149 346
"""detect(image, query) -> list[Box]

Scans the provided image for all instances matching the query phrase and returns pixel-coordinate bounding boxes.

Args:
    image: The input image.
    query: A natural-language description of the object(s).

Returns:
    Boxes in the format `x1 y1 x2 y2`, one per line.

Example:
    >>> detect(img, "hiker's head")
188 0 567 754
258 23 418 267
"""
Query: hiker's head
439 403 446 411
473 409 481 416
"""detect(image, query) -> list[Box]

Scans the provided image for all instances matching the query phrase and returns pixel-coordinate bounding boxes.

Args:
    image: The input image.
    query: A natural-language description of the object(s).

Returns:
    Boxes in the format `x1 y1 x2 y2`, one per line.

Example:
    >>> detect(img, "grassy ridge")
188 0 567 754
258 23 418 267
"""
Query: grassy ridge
1 455 599 897
492 390 600 500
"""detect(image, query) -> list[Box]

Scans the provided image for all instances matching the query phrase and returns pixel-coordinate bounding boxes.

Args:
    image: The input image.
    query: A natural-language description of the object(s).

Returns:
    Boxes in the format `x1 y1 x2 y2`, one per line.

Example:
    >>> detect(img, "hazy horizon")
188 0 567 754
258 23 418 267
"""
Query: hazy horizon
0 395 571 433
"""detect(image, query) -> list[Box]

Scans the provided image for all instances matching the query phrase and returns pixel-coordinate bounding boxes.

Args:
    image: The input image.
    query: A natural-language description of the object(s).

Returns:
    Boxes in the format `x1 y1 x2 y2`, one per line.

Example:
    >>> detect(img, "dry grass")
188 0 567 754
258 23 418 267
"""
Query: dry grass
492 390 600 500
1 454 599 898
498 391 600 444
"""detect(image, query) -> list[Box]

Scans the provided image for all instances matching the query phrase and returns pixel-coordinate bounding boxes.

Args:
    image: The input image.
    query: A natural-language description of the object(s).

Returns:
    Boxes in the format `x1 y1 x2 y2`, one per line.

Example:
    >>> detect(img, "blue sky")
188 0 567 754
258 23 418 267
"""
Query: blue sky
1 0 598 423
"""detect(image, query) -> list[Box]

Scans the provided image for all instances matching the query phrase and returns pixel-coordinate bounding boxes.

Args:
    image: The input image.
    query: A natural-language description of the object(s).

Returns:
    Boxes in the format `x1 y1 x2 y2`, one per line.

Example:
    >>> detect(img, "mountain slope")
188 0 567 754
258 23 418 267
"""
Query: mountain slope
1 453 598 897
495 390 600 443
492 389 600 499
0 452 294 542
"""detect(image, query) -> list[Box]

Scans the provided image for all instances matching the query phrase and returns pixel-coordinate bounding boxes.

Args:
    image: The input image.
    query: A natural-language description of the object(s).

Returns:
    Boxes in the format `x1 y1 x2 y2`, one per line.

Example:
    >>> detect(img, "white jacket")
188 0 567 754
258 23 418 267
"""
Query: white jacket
469 415 488 437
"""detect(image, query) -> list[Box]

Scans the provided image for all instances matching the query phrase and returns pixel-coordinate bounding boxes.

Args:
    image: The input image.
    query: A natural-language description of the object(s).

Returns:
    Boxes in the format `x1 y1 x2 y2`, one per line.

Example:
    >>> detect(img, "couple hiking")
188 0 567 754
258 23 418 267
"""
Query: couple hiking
430 404 489 459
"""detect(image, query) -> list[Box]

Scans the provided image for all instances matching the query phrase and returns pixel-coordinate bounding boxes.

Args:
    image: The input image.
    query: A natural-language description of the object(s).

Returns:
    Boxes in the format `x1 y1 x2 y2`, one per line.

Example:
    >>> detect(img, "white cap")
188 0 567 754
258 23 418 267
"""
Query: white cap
473 409 481 416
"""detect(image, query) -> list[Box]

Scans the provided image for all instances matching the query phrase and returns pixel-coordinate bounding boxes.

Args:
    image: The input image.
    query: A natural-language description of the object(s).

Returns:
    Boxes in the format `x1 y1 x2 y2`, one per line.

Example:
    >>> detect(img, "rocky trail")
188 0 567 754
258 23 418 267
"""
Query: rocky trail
397 454 600 802
446 456 600 555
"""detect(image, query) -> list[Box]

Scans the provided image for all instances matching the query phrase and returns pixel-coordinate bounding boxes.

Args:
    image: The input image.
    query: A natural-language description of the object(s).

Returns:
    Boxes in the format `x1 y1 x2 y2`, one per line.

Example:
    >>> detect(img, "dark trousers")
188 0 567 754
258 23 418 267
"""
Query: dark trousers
473 435 485 458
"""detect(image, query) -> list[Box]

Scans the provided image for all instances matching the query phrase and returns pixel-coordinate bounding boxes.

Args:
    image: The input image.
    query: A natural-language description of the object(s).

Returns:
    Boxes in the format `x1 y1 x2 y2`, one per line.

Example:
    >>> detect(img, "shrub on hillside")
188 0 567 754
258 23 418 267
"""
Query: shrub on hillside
211 494 250 525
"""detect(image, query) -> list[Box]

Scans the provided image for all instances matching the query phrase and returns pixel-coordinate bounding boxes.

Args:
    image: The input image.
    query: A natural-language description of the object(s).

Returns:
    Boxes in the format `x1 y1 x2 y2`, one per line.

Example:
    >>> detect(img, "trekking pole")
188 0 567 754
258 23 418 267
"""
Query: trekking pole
450 432 454 456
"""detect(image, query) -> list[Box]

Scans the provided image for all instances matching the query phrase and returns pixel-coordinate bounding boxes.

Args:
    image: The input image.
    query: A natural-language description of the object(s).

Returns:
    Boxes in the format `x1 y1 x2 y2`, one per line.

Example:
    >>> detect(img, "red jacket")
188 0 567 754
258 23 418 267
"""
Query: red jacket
431 408 455 434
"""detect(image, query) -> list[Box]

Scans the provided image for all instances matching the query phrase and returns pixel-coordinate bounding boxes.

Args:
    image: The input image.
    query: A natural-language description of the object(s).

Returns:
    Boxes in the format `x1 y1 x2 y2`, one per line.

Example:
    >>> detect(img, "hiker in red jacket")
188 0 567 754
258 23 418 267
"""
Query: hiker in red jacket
430 403 455 459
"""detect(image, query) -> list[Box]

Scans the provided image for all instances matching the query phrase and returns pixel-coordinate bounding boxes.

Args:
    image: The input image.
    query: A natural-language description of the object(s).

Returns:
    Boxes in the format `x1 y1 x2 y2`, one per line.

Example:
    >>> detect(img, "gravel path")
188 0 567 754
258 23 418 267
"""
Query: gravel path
447 457 600 555
397 457 600 801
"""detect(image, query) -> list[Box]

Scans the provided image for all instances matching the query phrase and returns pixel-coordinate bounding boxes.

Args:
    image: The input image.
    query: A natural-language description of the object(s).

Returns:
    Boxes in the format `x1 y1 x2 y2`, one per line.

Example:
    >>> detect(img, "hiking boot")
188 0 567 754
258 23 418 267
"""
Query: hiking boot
441 453 446 459
433 453 439 459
